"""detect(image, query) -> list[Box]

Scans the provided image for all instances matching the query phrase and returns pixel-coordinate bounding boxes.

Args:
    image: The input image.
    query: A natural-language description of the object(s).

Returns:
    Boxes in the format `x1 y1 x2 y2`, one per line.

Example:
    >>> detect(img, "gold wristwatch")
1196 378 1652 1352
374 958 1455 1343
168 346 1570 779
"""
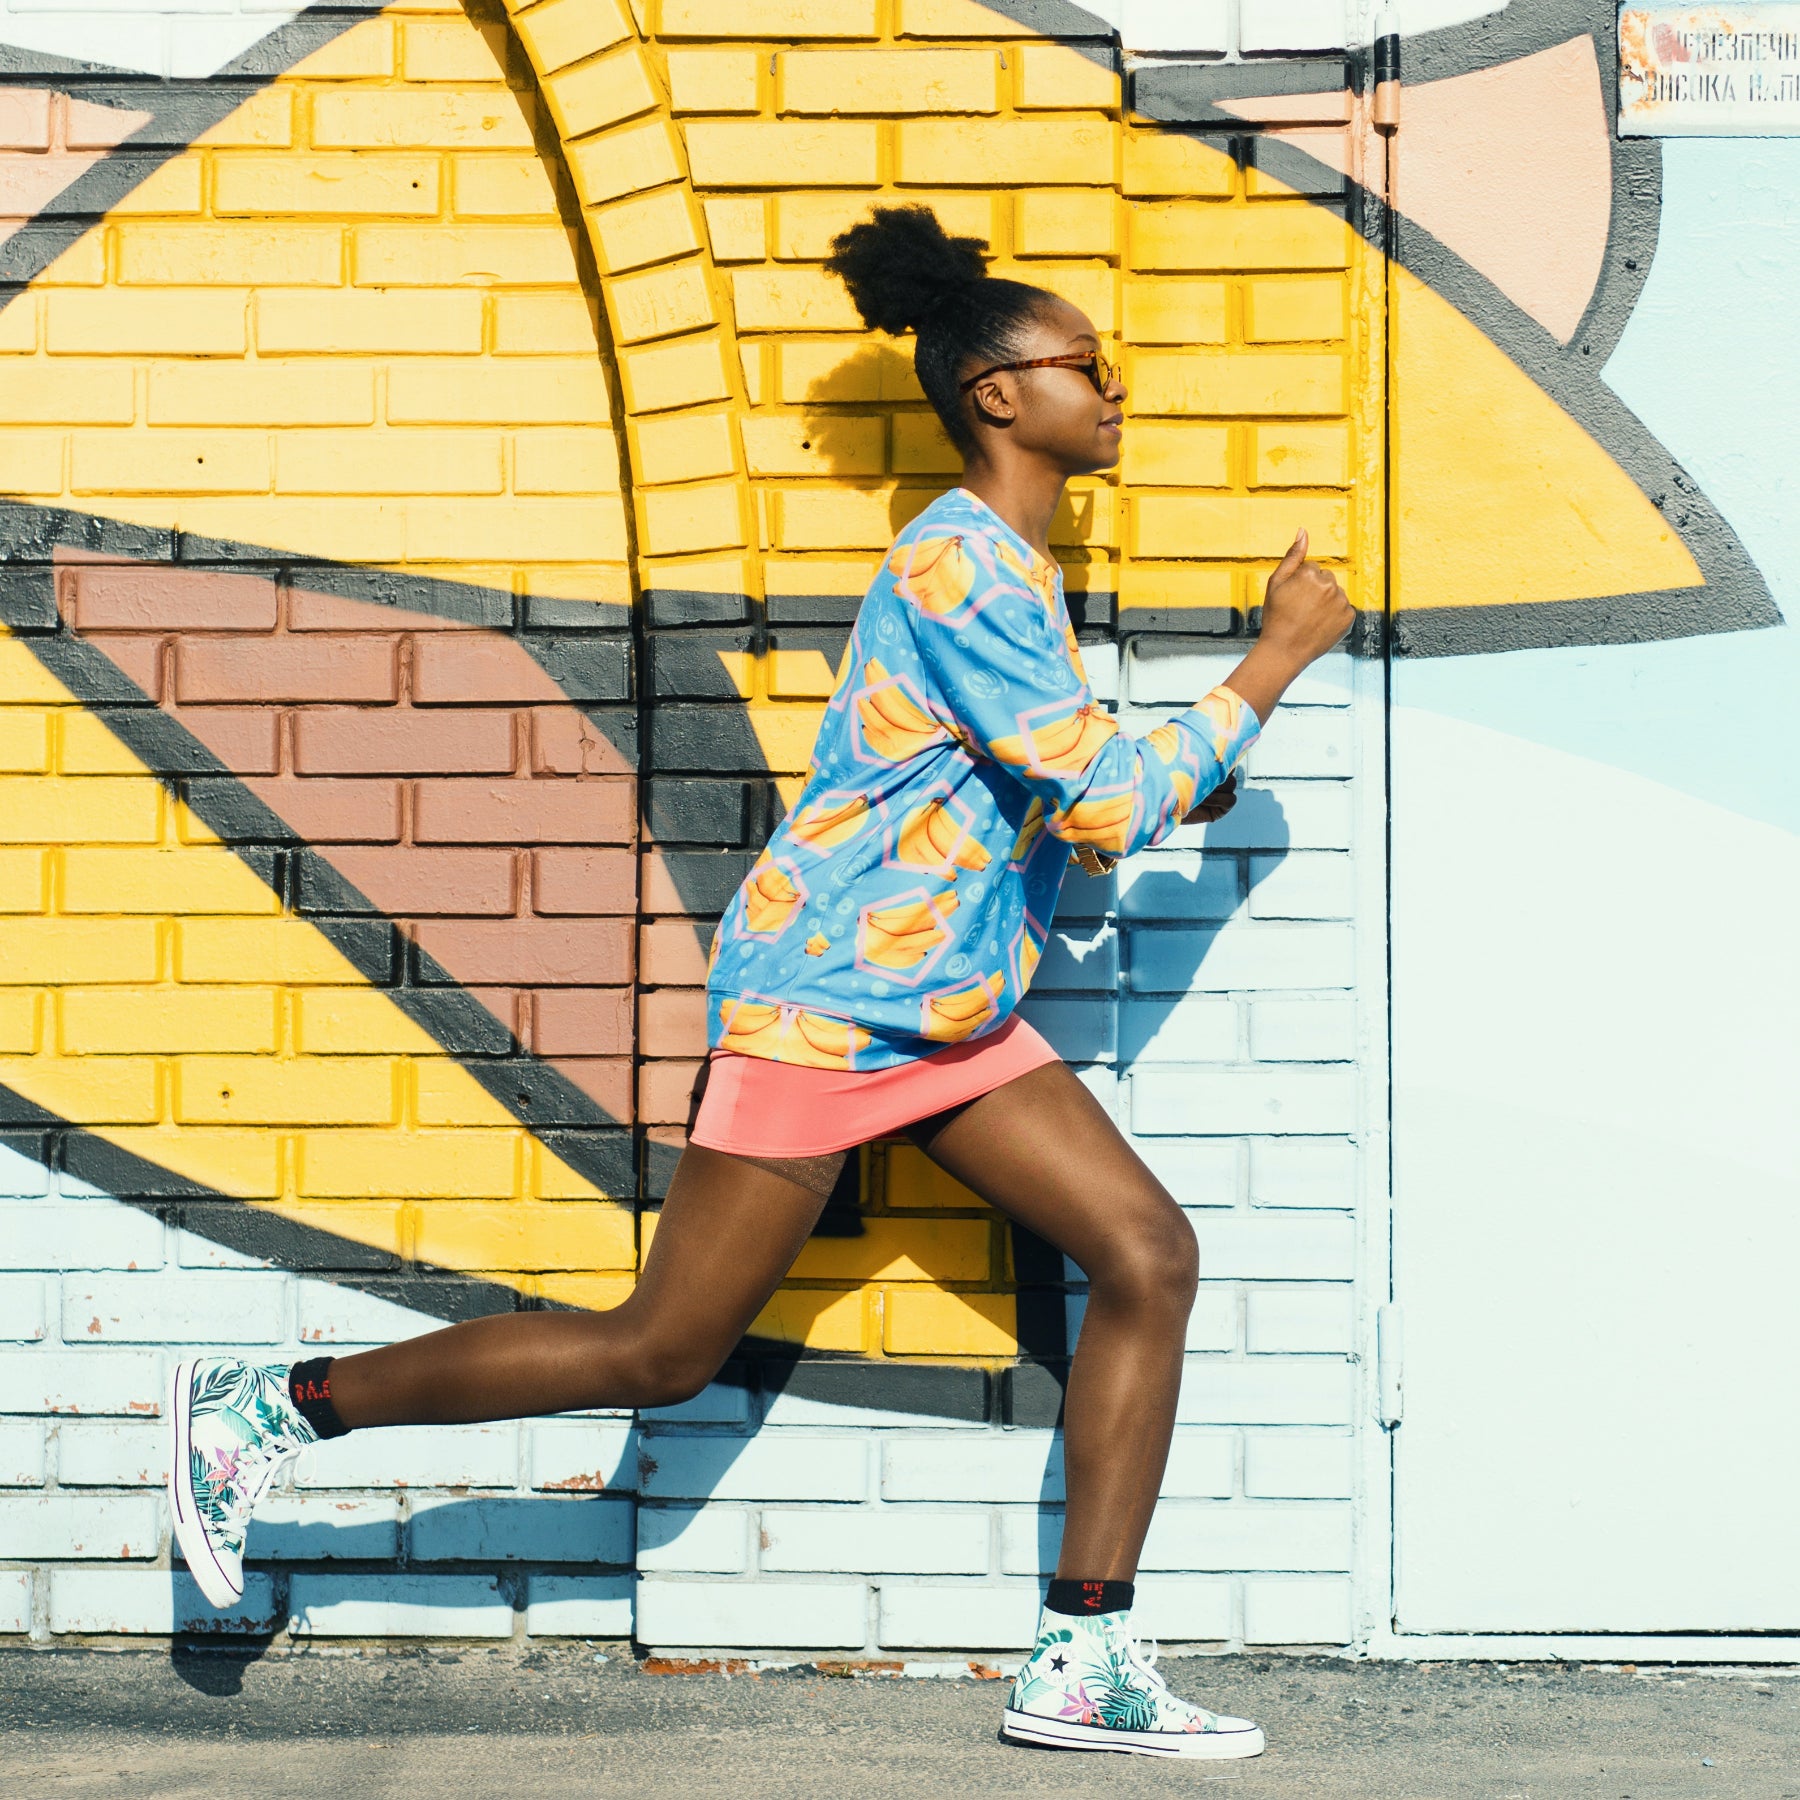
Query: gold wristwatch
1070 845 1118 877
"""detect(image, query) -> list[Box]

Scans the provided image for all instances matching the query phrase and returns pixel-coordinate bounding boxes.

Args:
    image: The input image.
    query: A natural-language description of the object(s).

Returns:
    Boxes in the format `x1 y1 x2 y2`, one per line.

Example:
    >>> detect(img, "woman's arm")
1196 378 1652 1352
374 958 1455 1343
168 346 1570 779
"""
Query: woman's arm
1220 529 1356 725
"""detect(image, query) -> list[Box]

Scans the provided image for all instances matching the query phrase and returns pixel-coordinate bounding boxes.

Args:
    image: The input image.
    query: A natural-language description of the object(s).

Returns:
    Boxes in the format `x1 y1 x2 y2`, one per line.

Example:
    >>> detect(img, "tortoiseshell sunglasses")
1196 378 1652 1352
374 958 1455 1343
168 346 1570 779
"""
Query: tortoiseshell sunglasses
959 351 1121 395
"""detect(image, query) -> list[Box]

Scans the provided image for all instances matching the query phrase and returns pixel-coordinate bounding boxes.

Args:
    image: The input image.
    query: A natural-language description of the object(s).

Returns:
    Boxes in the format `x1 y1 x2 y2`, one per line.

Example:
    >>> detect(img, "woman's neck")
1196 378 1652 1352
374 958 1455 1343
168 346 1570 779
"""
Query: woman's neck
958 457 1066 562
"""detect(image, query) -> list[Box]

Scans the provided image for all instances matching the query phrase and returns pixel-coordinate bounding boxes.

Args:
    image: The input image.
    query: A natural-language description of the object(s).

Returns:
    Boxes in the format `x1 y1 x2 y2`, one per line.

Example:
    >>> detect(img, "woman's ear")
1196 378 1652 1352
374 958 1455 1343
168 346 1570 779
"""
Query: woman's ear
968 373 1015 431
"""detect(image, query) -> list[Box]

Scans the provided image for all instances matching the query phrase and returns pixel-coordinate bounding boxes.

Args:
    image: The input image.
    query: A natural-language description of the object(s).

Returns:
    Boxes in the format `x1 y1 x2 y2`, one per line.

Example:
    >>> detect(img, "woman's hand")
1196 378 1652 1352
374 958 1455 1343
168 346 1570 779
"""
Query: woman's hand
1182 772 1237 826
1221 529 1355 726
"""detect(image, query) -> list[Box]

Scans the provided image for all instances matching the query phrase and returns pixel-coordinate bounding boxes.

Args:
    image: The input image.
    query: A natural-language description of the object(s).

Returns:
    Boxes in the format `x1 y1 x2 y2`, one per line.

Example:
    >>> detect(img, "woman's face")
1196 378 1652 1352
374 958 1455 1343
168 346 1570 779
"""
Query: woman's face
964 298 1126 474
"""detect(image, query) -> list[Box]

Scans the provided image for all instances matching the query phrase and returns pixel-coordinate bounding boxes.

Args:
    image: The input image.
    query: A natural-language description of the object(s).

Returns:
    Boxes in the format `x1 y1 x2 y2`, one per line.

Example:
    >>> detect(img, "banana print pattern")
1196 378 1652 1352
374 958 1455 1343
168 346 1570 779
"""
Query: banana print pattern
708 488 1258 1070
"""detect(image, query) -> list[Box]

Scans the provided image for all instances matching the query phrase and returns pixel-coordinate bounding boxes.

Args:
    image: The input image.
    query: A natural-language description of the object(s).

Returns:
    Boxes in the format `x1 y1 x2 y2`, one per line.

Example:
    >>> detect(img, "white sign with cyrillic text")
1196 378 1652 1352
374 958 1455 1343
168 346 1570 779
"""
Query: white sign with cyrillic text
1620 5 1800 134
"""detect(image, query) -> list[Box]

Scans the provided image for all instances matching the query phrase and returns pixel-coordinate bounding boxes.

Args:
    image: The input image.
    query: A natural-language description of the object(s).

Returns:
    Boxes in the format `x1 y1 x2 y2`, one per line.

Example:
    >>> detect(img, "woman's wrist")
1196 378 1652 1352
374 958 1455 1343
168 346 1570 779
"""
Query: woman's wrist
1220 641 1306 726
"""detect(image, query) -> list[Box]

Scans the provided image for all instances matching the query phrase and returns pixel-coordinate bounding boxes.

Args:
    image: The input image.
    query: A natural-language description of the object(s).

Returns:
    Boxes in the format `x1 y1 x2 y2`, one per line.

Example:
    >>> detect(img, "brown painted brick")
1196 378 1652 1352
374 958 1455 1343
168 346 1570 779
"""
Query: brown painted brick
85 635 165 700
533 985 635 1057
638 1058 703 1126
294 707 516 776
545 1056 634 1118
242 777 403 843
412 776 635 845
532 847 637 915
411 917 634 985
285 586 458 633
638 918 711 986
315 846 518 916
177 634 400 705
66 563 278 632
412 634 568 704
637 986 707 1059
530 707 632 776
177 707 280 776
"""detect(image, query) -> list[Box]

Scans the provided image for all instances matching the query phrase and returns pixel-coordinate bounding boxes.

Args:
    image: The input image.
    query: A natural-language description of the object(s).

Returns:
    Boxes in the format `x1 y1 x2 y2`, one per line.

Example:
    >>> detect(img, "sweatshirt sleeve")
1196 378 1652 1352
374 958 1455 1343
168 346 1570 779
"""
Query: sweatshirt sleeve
901 528 1260 857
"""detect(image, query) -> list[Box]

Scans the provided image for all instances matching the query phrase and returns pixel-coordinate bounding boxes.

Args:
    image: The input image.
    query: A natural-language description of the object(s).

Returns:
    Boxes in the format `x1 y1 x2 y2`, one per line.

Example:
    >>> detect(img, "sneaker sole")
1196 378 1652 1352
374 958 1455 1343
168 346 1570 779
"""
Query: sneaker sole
166 1360 242 1611
1002 1709 1265 1760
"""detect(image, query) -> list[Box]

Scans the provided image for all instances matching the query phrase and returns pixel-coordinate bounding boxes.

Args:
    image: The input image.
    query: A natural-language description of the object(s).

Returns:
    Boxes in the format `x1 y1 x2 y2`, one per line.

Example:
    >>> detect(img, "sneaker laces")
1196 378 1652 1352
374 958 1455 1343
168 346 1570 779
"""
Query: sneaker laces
1121 1628 1216 1726
207 1415 311 1541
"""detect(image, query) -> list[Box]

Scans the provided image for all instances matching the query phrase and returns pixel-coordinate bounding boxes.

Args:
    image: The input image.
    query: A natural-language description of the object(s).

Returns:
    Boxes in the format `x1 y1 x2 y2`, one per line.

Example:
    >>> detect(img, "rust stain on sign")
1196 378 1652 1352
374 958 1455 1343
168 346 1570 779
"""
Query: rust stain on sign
1620 5 1800 133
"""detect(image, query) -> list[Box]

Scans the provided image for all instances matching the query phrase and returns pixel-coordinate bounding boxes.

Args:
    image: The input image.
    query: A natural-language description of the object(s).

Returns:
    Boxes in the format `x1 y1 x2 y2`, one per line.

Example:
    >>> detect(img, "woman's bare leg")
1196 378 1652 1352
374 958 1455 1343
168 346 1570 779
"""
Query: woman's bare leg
908 1061 1196 1581
324 1147 841 1430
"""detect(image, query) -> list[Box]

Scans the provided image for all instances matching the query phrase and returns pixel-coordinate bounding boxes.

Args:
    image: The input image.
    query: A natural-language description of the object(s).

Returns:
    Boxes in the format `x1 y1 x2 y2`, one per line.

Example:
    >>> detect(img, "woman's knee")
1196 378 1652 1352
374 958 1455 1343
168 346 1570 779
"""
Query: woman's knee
1083 1198 1199 1310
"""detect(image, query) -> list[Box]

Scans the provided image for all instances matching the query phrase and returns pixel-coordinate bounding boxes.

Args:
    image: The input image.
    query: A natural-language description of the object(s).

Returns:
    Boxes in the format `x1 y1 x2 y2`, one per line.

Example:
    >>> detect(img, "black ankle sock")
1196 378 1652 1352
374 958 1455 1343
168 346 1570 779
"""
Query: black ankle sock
287 1358 350 1440
1046 1579 1135 1617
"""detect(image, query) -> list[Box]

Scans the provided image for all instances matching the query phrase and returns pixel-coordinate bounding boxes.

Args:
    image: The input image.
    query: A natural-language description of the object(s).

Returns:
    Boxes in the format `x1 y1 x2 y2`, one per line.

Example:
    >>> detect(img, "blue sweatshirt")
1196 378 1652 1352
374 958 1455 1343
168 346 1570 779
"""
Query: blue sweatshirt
705 487 1260 1070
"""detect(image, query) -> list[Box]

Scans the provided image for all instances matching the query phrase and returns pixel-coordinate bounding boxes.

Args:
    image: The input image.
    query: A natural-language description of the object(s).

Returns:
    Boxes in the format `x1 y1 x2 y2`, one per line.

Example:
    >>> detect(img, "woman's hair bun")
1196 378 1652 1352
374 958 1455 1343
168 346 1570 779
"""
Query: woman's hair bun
824 204 990 336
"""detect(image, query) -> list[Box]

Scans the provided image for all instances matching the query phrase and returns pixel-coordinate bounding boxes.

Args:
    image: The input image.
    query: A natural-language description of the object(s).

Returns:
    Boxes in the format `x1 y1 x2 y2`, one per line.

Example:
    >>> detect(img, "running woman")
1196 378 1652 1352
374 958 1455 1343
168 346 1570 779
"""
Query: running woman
167 204 1352 1761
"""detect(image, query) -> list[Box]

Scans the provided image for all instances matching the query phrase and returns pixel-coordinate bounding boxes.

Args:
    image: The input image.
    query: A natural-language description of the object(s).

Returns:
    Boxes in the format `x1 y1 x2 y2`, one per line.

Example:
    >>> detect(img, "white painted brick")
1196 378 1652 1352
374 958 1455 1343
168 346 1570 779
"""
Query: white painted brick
0 1146 50 1197
409 1493 632 1564
1243 1432 1354 1500
1126 648 1352 709
1129 922 1354 993
0 1202 162 1270
1241 0 1350 53
1164 1431 1237 1499
1073 1063 1120 1118
882 1434 1060 1505
0 1569 29 1633
1132 1066 1357 1136
1117 852 1240 922
1164 781 1352 852
0 1495 160 1558
55 1421 164 1486
1120 0 1230 55
1073 1283 1236 1352
0 1350 164 1416
877 1581 1037 1650
1142 1501 1352 1572
1079 639 1120 703
290 1574 513 1638
1250 997 1356 1062
1118 997 1238 1062
172 1230 273 1270
642 1382 752 1425
639 1433 866 1503
761 1507 989 1576
1193 1213 1354 1280
637 1579 867 1650
759 1392 986 1431
637 1503 749 1574
50 1568 280 1636
996 1508 1054 1575
63 1274 287 1344
1178 1358 1353 1426
1244 709 1352 778
1051 868 1115 923
1242 1575 1354 1645
1249 851 1354 920
1035 924 1119 992
0 1419 45 1486
296 1424 519 1490
1131 1139 1240 1208
1251 1138 1356 1209
527 1421 637 1494
1245 1285 1354 1353
1018 996 1116 1063
525 1574 632 1637
296 1284 441 1346
250 1496 402 1561
1134 1576 1234 1642
0 1276 47 1341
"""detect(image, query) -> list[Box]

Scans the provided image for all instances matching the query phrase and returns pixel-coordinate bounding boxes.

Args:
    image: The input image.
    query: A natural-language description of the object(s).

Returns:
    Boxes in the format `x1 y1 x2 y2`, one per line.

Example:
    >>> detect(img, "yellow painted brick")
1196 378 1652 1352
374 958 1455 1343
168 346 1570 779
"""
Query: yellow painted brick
1130 351 1345 418
779 48 997 115
1051 483 1116 549
293 987 439 1056
71 430 270 496
401 14 511 80
60 848 280 915
1118 562 1238 619
773 485 905 551
1253 422 1350 488
750 1287 867 1353
638 482 745 556
1013 188 1117 259
104 158 201 220
1123 132 1235 199
145 498 405 567
1012 261 1115 333
116 223 342 288
414 1198 633 1270
0 849 44 912
739 340 766 403
544 46 658 140
312 89 535 152
533 1273 633 1308
1122 278 1228 345
1246 276 1345 343
61 988 279 1055
592 186 702 274
388 358 611 423
0 711 48 773
352 225 578 288
148 360 375 427
0 777 156 844
258 289 484 355
1121 420 1231 487
1132 202 1348 273
0 991 36 1053
0 295 36 353
0 919 158 984
778 339 922 404
212 154 439 217
566 117 684 208
194 89 294 149
31 239 103 293
492 292 601 356
0 639 79 704
533 1144 612 1202
278 430 503 496
790 1216 990 1282
744 702 826 773
451 153 561 219
301 1130 520 1199
177 1056 397 1126
742 414 883 478
1133 493 1350 560
510 0 632 76
897 0 1062 33
774 190 992 261
731 268 861 333
514 427 623 494
520 562 630 604
897 116 1112 187
619 333 732 413
608 259 717 345
890 412 957 475
685 122 879 190
630 410 736 486
274 1201 407 1272
1016 41 1120 110
661 0 877 36
0 1055 159 1123
178 918 361 985
289 15 394 78
882 1288 1015 1356
768 646 842 697
668 48 760 113
638 555 751 605
405 497 628 562
47 290 246 357
703 196 765 264
763 557 878 599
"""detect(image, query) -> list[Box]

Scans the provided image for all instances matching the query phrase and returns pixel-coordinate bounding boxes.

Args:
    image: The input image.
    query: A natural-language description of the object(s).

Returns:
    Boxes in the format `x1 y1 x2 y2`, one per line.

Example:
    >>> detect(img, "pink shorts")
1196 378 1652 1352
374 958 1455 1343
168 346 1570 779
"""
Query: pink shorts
687 1014 1061 1158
